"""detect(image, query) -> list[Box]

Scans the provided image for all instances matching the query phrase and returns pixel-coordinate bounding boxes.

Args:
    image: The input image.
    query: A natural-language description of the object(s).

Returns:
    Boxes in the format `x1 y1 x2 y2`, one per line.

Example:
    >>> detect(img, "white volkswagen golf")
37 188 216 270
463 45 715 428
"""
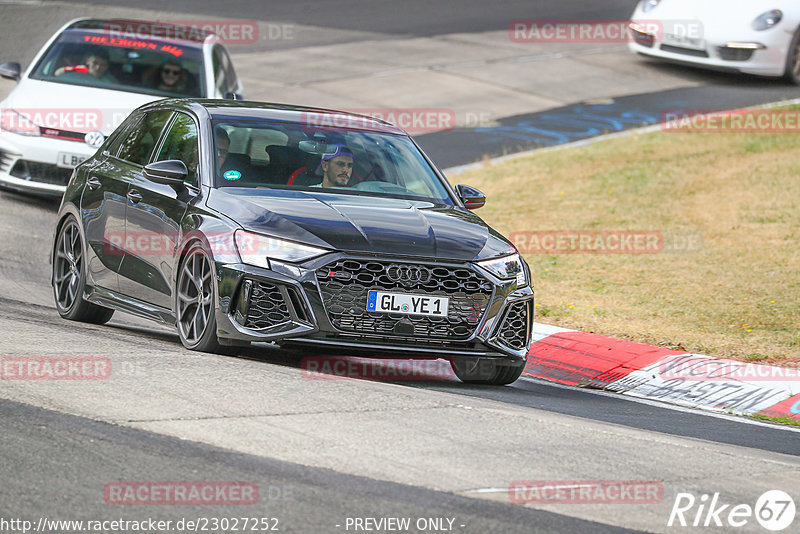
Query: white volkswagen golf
0 18 243 197
629 0 800 83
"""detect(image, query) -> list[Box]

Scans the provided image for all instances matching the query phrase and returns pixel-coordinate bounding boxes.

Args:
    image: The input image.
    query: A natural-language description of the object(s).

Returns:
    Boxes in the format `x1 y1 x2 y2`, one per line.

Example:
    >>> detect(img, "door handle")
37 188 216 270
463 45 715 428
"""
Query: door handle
127 189 143 204
87 177 101 190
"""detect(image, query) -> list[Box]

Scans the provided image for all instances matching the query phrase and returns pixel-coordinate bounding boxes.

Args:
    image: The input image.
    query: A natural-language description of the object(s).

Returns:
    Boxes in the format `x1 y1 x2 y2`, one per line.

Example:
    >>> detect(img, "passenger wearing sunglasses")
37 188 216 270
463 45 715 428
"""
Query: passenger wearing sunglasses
144 59 188 94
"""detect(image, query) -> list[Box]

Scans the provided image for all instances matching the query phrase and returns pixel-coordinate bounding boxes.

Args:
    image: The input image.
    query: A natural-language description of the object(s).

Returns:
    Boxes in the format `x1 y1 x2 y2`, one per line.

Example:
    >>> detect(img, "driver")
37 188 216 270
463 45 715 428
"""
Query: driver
55 49 117 83
316 145 354 188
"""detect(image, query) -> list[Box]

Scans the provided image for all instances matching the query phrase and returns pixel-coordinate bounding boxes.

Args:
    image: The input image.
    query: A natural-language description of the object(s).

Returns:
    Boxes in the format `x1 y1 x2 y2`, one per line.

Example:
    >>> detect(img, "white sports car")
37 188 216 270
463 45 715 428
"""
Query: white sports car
0 18 243 197
629 0 800 83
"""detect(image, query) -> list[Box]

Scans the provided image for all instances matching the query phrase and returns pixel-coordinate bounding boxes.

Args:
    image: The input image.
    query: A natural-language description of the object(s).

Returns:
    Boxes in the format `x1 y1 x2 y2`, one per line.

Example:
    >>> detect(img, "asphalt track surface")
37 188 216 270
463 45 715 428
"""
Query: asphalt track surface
1 2 800 533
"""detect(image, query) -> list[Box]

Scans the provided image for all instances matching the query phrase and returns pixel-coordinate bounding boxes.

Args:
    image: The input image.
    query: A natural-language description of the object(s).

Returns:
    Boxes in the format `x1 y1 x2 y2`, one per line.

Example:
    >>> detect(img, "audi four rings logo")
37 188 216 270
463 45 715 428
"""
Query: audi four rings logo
386 265 431 283
84 131 105 148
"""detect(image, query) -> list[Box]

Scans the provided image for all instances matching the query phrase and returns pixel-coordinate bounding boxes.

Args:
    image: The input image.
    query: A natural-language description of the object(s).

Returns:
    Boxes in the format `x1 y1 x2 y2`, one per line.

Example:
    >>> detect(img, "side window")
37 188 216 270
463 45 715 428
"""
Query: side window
106 114 143 156
221 47 239 93
116 110 173 166
212 45 239 96
156 113 200 187
212 46 226 97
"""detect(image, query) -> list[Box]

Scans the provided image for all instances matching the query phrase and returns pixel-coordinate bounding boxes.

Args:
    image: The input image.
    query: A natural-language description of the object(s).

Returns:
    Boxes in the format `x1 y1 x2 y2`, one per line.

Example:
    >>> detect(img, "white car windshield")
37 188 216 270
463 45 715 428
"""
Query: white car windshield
29 29 204 97
212 119 455 206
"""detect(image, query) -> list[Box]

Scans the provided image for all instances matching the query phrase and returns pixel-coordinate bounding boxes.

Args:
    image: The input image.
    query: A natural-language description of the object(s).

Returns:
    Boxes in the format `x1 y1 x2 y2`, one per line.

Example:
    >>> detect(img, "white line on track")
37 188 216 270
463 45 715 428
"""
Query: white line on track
519 376 800 434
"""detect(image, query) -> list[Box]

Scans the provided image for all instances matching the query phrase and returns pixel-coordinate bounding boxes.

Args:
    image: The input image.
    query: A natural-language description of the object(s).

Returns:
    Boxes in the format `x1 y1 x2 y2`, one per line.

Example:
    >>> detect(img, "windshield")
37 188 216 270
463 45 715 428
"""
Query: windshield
29 29 204 97
211 118 455 205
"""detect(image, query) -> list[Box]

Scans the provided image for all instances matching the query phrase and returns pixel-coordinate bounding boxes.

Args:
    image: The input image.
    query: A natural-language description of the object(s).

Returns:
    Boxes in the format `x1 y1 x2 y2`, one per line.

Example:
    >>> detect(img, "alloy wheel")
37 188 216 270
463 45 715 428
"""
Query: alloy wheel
53 220 83 312
177 249 214 346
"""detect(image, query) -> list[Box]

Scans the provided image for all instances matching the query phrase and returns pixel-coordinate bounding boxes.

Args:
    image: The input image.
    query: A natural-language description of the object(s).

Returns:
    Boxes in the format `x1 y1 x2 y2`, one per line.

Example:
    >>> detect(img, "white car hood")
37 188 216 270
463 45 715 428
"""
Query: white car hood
1 77 161 136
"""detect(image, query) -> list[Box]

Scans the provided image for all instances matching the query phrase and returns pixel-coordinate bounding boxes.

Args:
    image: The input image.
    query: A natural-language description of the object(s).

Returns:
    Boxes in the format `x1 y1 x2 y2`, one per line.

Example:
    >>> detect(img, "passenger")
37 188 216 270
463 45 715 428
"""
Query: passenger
144 60 189 94
316 145 354 188
54 49 117 82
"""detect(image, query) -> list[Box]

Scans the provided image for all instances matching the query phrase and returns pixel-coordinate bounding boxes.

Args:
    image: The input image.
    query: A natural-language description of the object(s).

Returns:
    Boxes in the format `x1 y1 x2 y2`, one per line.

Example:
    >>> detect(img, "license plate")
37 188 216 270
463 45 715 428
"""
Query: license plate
57 152 87 169
662 33 705 50
367 291 449 317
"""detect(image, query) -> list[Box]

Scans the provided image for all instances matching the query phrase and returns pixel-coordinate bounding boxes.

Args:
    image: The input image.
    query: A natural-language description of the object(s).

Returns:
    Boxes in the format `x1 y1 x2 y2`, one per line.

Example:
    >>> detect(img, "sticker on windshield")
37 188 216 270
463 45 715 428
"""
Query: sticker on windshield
223 170 242 181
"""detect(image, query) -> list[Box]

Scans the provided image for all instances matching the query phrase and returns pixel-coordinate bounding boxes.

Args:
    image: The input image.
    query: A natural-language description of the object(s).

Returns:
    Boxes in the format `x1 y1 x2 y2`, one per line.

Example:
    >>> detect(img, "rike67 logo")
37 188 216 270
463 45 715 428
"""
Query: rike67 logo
668 490 795 531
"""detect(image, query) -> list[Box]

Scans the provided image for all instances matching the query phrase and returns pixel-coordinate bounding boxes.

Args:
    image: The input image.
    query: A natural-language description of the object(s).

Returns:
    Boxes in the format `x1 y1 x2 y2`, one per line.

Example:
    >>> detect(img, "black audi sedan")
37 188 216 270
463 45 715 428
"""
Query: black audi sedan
51 99 533 384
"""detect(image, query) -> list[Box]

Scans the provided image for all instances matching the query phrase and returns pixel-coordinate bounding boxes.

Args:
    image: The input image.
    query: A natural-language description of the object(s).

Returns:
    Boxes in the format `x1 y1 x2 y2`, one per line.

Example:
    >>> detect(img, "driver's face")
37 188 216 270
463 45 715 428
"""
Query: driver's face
86 56 109 78
321 156 353 187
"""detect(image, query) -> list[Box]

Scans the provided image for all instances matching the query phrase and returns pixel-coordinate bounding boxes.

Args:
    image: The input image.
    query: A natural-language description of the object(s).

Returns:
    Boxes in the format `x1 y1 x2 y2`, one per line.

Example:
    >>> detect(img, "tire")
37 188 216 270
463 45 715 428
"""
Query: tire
784 27 800 84
450 358 525 386
175 241 224 353
52 215 114 325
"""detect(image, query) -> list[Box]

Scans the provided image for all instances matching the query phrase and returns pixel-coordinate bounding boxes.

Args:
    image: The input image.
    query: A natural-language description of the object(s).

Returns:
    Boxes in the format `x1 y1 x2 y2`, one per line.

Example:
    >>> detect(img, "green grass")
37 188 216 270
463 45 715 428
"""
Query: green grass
457 111 800 362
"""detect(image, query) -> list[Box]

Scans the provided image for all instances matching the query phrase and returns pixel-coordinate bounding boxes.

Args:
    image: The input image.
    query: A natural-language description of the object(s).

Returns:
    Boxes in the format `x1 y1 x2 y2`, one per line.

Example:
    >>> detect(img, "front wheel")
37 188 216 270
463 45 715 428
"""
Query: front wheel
52 215 114 324
450 358 525 385
176 242 223 353
784 27 800 84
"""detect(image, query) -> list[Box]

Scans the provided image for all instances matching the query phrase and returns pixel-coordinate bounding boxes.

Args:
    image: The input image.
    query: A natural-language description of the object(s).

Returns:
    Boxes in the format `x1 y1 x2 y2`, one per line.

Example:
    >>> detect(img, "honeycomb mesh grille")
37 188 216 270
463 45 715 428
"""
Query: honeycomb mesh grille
316 259 493 340
245 281 291 330
496 300 530 350
718 47 754 62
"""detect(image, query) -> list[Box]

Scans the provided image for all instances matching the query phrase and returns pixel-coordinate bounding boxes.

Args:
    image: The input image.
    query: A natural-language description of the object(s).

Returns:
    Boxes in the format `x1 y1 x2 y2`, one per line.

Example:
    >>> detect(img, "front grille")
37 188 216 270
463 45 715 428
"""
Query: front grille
244 281 291 330
316 259 493 341
496 300 530 351
9 160 72 185
660 44 709 58
0 149 12 172
718 47 755 62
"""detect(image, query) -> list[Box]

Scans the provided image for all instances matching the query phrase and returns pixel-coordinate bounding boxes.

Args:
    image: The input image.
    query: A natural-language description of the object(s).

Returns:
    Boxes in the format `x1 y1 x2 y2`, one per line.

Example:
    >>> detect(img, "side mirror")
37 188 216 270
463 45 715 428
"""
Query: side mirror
456 184 486 210
143 160 187 188
0 62 21 81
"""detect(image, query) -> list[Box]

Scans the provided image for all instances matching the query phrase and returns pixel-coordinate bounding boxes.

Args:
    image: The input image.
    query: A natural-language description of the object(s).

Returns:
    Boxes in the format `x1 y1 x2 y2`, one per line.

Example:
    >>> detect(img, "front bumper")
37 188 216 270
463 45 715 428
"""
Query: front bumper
628 24 790 77
212 252 534 363
0 131 92 197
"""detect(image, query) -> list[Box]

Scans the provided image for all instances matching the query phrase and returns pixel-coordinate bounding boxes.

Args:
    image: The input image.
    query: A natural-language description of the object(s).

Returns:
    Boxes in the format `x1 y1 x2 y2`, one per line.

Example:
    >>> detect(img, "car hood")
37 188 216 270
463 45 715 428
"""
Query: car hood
1 78 160 135
207 188 516 262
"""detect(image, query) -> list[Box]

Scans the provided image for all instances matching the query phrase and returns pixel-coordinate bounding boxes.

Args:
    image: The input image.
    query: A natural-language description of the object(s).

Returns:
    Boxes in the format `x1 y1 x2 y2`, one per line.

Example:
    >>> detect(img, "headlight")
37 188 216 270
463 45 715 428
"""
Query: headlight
477 253 528 286
752 9 782 31
0 108 41 136
234 230 328 269
641 0 662 13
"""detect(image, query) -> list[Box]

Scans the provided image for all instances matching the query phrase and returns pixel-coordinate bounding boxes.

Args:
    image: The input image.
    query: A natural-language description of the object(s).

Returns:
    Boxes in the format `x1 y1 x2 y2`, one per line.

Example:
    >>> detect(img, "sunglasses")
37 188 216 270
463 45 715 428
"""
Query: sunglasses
162 68 181 75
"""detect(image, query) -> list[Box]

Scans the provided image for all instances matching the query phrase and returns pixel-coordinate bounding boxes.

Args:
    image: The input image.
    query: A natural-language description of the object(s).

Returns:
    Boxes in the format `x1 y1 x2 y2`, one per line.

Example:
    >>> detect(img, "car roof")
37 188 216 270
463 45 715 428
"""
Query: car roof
66 18 215 46
146 99 410 135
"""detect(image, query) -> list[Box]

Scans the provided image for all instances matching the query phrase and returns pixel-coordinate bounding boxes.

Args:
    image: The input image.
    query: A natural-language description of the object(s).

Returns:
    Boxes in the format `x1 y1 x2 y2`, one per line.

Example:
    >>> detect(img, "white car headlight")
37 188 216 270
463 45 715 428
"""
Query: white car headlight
641 0 662 13
0 108 41 136
477 253 528 286
752 9 782 31
234 230 328 269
